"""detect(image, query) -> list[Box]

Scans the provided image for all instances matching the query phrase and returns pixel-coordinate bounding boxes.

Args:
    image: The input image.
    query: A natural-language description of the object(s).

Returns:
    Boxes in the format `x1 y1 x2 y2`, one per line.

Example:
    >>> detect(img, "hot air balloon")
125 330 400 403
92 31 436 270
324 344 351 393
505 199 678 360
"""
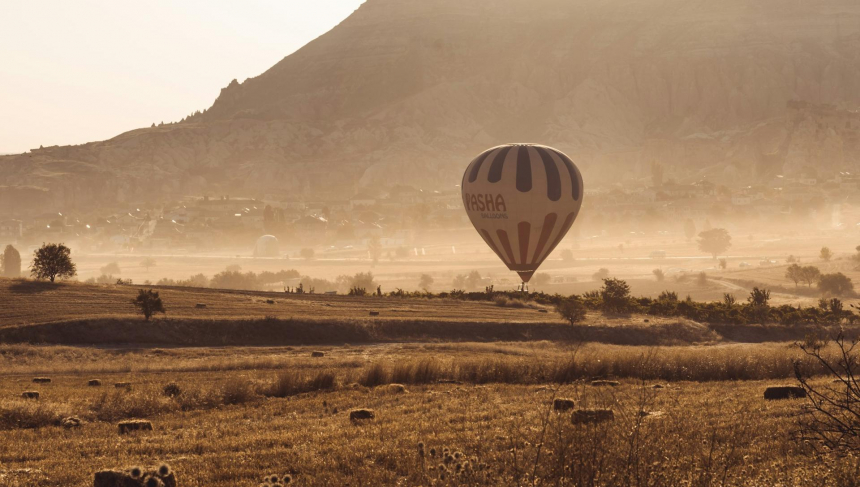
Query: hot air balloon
461 144 584 289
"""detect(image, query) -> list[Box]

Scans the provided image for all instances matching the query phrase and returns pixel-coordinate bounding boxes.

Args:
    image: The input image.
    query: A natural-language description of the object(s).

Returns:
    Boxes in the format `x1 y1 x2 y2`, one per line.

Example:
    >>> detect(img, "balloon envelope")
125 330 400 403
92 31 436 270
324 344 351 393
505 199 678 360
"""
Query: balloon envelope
461 144 584 282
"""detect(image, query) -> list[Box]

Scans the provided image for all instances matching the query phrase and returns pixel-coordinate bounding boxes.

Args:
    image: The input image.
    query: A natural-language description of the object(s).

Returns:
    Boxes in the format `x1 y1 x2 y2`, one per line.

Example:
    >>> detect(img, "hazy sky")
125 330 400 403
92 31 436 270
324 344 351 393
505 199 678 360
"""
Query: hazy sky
0 1 364 154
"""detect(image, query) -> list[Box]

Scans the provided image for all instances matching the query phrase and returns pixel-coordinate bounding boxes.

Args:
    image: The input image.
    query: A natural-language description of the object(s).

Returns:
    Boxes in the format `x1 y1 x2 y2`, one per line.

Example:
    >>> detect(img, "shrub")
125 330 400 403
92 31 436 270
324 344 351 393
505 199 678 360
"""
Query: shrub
652 269 664 282
162 383 181 398
747 287 770 307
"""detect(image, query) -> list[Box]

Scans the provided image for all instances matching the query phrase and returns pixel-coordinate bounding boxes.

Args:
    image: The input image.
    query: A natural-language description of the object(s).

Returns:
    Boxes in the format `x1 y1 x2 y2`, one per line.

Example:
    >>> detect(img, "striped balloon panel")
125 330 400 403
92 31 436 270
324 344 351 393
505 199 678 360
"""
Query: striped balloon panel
462 144 584 282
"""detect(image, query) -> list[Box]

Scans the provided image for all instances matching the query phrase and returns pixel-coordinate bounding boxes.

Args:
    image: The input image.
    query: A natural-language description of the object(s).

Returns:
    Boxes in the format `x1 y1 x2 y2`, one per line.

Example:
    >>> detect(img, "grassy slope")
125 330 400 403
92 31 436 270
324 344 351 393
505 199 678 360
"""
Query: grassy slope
1 279 851 346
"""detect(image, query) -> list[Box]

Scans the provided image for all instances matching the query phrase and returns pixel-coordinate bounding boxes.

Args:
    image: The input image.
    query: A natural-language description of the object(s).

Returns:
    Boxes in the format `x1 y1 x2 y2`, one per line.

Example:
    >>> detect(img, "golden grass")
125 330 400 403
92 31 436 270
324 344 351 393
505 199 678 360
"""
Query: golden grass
0 279 558 327
0 362 851 486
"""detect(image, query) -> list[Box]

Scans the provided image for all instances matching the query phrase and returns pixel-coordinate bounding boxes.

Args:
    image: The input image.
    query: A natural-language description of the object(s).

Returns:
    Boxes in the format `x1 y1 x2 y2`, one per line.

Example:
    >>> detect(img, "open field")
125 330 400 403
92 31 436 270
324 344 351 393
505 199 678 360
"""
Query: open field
2 278 859 485
0 342 855 487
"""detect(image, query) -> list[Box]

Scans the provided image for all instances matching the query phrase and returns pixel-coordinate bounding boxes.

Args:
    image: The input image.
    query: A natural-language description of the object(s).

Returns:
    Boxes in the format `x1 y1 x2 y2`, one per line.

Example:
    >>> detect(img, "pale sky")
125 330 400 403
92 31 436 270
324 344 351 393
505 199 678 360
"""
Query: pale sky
0 1 364 154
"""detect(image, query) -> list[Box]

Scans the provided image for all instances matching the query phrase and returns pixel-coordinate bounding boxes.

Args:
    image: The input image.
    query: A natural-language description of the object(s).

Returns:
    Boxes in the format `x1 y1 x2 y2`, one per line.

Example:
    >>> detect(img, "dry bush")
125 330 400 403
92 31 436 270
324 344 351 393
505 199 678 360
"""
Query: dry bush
0 399 69 429
359 362 390 387
390 359 444 384
263 369 337 398
89 390 172 422
219 377 257 405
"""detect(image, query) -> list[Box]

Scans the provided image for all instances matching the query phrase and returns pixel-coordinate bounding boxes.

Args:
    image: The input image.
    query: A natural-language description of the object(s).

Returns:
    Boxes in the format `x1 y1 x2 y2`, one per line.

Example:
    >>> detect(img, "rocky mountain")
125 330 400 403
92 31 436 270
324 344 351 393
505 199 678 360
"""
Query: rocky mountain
3 0 860 214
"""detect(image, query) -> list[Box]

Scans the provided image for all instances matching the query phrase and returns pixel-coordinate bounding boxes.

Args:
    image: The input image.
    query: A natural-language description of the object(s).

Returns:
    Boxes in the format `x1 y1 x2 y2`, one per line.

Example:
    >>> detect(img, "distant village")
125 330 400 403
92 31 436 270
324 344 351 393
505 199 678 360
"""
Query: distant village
2 165 859 256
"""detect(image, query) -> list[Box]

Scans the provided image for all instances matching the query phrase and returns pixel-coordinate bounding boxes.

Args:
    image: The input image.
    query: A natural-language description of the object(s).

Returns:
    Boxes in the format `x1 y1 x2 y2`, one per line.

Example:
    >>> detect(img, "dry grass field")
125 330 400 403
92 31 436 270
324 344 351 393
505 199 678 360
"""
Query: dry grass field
0 343 856 487
2 278 859 485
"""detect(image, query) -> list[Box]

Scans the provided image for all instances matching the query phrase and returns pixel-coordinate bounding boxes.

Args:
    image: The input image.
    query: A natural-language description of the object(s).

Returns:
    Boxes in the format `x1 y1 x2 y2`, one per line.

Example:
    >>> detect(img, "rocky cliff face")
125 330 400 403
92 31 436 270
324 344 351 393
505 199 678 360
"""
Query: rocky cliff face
3 0 860 213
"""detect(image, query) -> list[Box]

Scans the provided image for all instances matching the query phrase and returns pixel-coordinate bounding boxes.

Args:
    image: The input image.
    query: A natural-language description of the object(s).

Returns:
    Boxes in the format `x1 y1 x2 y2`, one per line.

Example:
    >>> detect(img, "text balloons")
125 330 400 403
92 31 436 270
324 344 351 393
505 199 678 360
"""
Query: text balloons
461 144 584 283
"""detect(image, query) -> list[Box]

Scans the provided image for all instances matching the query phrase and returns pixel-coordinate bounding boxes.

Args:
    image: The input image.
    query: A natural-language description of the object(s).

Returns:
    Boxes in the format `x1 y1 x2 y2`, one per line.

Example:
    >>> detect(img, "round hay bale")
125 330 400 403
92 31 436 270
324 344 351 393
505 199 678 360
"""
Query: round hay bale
162 383 181 397
266 299 275 304
195 303 207 308
88 379 102 387
62 416 82 429
32 377 51 384
21 391 40 400
571 408 614 425
651 384 665 389
369 311 380 316
537 309 548 313
763 385 807 400
591 380 620 387
553 398 576 411
117 419 153 434
349 409 375 421
388 383 407 394
311 351 325 357
94 467 177 487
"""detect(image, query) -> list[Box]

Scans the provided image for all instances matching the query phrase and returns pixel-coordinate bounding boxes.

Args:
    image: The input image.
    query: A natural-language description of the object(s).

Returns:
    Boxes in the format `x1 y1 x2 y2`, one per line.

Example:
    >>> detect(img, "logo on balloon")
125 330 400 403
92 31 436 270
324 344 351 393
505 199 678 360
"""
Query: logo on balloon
463 193 508 219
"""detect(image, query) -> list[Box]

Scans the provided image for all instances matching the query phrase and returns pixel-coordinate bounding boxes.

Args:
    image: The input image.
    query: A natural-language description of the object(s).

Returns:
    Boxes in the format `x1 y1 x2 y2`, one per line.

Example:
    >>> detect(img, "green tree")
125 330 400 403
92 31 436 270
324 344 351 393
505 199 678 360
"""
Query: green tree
697 228 732 259
556 297 587 325
785 263 803 287
820 247 833 262
140 257 156 271
31 243 77 282
300 248 315 261
0 244 21 278
560 249 574 262
800 266 822 288
600 278 631 313
592 268 610 281
683 219 697 242
652 269 665 282
418 274 434 291
133 289 165 320
818 273 854 297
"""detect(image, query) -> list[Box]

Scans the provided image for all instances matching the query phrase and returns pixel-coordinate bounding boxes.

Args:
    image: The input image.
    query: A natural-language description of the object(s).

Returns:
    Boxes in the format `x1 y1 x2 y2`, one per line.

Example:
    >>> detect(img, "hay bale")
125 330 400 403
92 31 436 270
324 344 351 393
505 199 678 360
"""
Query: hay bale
62 416 82 429
388 383 407 394
537 309 548 313
21 391 40 399
553 398 576 411
195 303 207 308
88 379 102 387
115 382 131 389
591 380 620 387
93 466 176 487
764 385 807 400
266 299 275 304
311 351 325 357
117 419 153 434
369 311 380 316
349 409 375 421
32 377 51 383
571 408 614 425
651 384 665 389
